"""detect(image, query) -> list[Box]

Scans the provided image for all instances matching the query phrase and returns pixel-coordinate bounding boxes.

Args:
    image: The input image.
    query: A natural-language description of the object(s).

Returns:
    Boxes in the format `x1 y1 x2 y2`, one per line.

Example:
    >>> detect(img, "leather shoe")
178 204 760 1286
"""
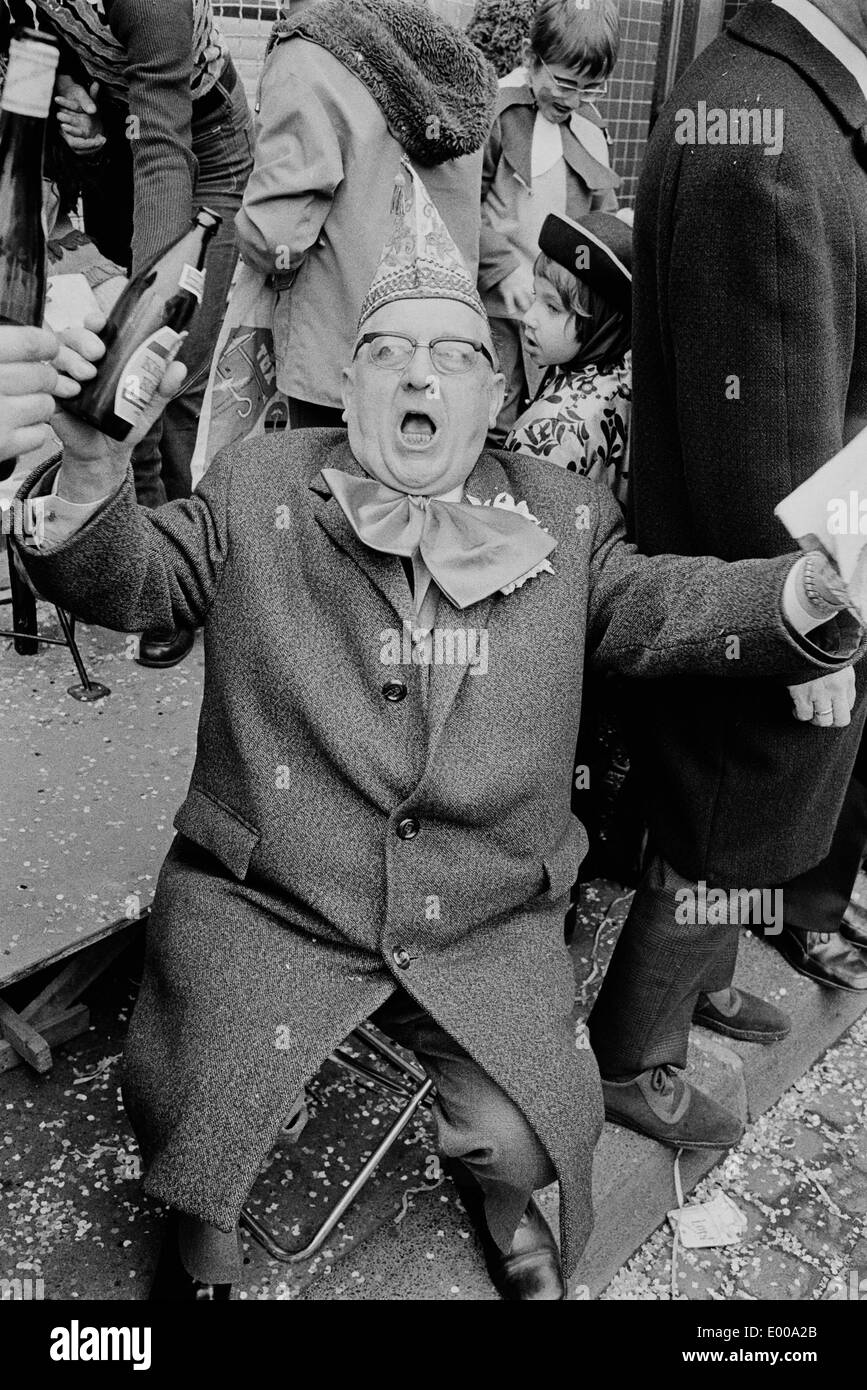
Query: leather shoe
136 624 195 669
444 1159 565 1300
602 1066 744 1150
149 1229 232 1302
776 926 867 991
842 901 867 950
693 987 790 1043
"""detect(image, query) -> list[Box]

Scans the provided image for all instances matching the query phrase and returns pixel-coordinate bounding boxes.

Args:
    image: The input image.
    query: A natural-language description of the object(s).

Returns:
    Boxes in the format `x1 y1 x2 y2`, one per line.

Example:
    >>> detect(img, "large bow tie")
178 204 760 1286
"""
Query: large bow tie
321 468 557 609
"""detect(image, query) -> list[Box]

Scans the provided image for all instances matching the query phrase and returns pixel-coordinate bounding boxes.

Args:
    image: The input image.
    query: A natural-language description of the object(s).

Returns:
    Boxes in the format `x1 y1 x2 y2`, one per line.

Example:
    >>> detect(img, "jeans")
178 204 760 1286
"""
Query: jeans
132 74 254 510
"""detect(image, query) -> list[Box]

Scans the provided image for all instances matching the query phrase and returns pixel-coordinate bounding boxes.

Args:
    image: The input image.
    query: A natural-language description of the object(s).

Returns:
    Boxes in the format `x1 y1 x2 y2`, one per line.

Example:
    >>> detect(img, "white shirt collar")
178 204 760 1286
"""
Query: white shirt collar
774 0 867 99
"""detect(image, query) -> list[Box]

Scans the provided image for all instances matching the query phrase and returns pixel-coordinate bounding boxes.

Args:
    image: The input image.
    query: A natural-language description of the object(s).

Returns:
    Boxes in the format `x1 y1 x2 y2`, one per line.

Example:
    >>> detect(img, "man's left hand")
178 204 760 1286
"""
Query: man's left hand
788 667 856 727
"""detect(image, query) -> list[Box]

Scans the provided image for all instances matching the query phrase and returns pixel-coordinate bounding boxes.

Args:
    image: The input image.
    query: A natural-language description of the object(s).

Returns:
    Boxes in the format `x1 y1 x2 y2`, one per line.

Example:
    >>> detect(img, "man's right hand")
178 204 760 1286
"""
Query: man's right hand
499 267 534 318
0 325 82 465
49 314 186 503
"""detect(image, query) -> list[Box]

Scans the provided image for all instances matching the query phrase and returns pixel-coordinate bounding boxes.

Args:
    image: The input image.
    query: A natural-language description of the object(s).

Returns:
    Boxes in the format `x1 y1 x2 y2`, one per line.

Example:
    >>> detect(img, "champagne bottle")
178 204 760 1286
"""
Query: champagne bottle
65 207 222 441
0 27 59 487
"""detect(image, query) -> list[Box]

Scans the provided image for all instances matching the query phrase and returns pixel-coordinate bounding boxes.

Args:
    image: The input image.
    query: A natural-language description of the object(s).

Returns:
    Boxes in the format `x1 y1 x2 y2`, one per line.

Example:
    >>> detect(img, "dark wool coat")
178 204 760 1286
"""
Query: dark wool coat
16 434 862 1273
627 1 867 884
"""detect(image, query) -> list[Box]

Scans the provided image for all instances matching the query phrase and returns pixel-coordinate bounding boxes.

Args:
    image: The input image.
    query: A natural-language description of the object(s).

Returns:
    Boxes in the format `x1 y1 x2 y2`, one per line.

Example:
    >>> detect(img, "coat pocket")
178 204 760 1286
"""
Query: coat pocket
172 785 260 880
542 818 587 901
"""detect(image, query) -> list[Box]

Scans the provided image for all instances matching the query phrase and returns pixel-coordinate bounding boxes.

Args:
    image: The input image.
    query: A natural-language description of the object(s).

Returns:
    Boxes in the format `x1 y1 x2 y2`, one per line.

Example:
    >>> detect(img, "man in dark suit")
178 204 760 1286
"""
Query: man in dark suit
590 0 867 1150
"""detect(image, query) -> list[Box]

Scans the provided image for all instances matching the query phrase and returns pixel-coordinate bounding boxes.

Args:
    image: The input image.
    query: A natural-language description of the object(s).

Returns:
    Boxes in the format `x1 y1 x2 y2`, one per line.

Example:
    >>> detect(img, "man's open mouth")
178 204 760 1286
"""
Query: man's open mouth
399 412 438 448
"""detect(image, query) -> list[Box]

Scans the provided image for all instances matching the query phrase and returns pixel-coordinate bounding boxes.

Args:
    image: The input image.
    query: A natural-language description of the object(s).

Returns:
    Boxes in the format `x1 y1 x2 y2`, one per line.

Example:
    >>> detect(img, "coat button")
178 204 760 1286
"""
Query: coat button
382 679 407 703
392 947 411 969
396 817 420 840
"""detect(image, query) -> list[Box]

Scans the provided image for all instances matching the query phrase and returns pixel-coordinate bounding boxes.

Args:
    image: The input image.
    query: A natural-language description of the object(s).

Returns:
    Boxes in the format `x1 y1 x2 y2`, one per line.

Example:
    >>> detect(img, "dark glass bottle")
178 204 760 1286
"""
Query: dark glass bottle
65 208 222 441
0 27 59 494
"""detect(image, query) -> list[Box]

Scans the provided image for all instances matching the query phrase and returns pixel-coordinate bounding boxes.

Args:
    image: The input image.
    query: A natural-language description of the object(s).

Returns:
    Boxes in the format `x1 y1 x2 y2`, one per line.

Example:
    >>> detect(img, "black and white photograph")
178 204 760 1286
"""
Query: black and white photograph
0 0 866 1360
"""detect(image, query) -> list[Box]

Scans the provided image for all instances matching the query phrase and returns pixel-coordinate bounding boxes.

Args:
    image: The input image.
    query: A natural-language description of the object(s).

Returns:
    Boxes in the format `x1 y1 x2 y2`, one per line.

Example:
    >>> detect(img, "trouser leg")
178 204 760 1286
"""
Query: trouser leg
176 1212 241 1284
782 769 867 935
371 990 554 1253
588 853 739 1076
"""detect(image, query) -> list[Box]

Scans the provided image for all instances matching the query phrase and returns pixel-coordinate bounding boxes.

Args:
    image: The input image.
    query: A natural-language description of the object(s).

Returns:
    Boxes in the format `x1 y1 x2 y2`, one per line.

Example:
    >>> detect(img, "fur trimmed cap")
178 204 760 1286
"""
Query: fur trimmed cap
358 158 487 330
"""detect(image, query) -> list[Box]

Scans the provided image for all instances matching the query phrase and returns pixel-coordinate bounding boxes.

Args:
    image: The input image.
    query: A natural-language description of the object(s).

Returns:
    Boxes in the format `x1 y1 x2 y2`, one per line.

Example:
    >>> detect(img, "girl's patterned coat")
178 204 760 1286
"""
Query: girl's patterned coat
504 352 632 507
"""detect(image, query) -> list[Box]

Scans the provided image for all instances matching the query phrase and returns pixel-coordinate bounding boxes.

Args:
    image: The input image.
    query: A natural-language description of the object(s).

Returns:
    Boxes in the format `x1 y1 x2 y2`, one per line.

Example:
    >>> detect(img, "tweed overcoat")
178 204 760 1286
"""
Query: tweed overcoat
626 1 867 885
16 433 862 1273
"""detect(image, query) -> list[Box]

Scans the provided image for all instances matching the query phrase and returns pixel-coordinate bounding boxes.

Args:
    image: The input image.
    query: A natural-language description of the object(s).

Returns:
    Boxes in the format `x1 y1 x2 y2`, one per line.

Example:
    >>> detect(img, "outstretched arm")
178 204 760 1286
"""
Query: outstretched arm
586 486 864 682
11 320 231 636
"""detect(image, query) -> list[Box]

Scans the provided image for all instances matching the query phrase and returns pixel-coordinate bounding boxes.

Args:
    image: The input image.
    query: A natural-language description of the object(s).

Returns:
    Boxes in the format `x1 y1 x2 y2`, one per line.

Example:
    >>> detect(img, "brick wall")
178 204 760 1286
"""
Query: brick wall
213 2 477 109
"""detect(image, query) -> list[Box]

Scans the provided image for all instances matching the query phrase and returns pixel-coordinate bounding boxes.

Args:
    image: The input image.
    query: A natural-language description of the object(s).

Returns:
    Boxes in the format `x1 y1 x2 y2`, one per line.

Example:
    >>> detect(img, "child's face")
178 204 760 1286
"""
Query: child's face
522 274 583 368
523 40 599 125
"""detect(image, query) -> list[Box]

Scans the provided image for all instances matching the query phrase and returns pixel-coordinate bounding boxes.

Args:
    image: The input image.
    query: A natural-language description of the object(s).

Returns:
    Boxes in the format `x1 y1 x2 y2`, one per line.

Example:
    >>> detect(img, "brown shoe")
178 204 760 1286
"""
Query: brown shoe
693 987 790 1042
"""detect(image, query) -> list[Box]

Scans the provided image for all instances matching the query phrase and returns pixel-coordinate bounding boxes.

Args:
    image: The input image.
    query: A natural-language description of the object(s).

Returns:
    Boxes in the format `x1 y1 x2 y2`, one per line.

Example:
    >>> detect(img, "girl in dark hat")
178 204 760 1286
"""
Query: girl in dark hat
505 210 632 509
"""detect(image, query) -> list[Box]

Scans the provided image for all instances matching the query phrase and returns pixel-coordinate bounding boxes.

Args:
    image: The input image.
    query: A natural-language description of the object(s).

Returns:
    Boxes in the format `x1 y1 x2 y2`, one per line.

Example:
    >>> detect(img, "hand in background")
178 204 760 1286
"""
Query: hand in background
788 667 856 727
499 266 534 318
0 325 80 464
54 78 106 154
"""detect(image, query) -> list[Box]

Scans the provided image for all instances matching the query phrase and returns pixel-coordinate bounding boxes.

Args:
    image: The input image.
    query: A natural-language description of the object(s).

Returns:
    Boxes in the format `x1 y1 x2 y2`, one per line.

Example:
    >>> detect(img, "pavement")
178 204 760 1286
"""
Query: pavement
1 620 866 1302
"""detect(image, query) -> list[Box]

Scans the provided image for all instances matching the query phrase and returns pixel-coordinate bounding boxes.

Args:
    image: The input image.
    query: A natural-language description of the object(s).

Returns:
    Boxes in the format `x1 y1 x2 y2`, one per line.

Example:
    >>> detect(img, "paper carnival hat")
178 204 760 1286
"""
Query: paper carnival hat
357 156 487 330
538 211 632 317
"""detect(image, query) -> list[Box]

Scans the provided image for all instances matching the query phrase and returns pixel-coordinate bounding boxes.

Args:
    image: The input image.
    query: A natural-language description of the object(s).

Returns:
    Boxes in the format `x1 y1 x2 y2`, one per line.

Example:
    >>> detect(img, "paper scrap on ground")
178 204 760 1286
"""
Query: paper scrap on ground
775 424 867 622
667 1191 748 1248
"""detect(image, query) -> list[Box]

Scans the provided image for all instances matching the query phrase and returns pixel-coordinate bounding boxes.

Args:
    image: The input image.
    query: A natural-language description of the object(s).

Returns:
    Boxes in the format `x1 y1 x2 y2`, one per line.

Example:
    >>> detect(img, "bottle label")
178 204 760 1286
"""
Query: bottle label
1 39 60 120
114 327 187 427
179 263 205 302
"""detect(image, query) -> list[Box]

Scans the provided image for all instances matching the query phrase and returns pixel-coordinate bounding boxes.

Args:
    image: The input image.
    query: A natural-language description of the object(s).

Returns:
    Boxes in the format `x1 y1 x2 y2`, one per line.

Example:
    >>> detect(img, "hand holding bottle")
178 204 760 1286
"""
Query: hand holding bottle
49 312 187 502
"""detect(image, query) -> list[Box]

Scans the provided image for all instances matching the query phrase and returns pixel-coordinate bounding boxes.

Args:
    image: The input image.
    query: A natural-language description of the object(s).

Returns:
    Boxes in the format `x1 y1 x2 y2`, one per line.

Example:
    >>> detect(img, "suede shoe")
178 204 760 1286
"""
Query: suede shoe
444 1159 565 1300
137 624 195 669
602 1066 745 1150
776 927 867 991
693 987 790 1042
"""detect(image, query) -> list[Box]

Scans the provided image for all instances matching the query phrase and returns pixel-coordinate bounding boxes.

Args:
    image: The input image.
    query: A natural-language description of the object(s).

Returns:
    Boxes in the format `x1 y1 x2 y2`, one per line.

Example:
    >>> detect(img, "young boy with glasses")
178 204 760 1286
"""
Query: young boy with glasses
478 0 622 443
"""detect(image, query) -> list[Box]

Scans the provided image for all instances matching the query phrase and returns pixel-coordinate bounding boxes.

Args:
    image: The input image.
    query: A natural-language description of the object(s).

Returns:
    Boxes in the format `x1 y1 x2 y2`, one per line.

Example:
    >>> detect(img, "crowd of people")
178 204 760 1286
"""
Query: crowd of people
2 0 867 1302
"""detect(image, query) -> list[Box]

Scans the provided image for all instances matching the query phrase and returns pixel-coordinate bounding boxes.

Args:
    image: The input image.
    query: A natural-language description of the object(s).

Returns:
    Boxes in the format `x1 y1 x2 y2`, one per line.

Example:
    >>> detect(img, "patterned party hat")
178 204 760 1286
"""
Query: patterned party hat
357 156 486 330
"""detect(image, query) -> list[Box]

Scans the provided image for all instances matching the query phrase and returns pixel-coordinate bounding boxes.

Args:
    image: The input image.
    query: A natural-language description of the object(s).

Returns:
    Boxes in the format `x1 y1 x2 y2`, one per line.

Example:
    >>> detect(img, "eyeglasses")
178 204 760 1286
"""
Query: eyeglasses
353 332 496 374
534 53 608 100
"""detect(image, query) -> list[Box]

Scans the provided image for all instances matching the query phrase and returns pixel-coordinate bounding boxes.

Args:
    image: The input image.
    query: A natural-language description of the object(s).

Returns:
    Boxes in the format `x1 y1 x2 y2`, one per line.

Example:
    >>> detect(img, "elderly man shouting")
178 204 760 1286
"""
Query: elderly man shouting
9 168 864 1302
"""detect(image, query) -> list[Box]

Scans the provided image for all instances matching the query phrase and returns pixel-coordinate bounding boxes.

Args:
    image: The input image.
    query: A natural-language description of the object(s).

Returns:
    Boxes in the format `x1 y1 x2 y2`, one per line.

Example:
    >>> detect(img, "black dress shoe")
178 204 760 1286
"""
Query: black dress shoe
842 901 867 950
776 927 867 991
136 625 195 669
693 987 790 1042
149 1230 232 1302
444 1159 565 1300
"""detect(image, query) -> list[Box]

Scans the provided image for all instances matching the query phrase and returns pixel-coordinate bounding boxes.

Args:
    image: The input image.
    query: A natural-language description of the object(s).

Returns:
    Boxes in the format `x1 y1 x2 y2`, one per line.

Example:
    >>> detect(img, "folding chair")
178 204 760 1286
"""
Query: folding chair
1 532 110 702
240 1021 435 1263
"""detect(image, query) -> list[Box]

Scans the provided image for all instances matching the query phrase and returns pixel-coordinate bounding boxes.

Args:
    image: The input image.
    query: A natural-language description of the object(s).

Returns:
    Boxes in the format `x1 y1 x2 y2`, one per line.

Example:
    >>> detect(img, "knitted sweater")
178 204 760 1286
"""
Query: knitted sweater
32 0 229 274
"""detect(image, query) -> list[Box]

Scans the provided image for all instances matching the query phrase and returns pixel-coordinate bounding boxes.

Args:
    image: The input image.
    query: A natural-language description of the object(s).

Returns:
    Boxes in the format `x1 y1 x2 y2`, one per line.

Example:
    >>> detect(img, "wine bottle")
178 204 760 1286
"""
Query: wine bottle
0 27 59 491
64 208 222 441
